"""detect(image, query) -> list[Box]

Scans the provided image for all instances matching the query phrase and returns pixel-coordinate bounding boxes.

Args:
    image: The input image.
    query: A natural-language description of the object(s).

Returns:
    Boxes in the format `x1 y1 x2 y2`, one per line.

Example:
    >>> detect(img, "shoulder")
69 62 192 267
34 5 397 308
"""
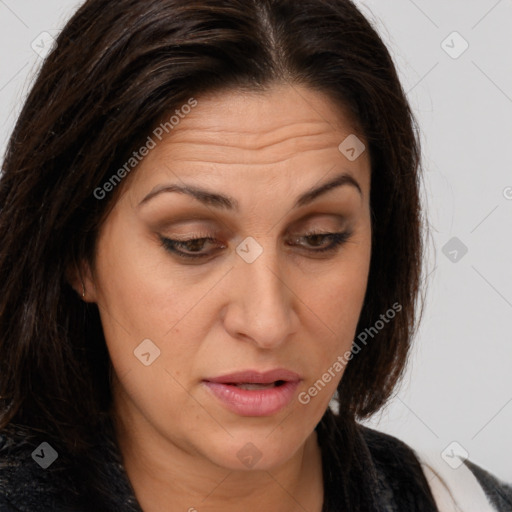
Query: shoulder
357 424 439 508
464 460 512 511
464 460 512 512
0 423 142 512
358 424 512 512
0 427 60 511
0 425 87 512
419 451 512 512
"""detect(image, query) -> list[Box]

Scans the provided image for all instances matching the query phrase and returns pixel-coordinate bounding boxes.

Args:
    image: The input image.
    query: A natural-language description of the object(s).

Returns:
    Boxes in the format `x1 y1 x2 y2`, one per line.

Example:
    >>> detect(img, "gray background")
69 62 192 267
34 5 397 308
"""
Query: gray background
1 0 511 482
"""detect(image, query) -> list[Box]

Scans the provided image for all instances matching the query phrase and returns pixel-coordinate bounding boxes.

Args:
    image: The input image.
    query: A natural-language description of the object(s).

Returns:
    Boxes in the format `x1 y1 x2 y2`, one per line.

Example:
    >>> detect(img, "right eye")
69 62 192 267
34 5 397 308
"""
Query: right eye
159 235 225 260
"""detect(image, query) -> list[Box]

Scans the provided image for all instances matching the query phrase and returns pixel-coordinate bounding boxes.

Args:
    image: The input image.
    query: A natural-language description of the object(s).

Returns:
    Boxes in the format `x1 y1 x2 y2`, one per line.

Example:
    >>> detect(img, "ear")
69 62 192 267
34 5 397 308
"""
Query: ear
65 258 98 303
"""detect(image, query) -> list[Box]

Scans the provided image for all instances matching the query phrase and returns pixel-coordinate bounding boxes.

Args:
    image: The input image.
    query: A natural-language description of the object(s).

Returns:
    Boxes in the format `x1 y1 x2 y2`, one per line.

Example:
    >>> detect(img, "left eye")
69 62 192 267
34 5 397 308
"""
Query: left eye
292 231 352 252
159 231 352 260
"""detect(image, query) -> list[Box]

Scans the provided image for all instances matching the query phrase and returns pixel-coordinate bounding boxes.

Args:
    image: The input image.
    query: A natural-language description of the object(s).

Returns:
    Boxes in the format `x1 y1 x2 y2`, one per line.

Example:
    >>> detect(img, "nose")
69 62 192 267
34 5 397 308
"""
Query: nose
221 238 297 350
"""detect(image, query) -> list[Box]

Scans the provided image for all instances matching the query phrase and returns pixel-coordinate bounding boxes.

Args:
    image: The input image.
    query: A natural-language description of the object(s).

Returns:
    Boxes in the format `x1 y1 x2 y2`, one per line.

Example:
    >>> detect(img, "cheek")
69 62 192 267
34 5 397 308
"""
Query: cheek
92 216 222 399
92 228 202 421
93 218 183 335
310 231 371 332
300 230 371 388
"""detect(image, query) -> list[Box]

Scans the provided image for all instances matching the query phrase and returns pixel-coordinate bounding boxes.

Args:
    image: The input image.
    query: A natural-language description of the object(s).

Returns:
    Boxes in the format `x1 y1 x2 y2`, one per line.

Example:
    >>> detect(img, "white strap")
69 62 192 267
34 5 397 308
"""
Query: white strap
415 450 496 512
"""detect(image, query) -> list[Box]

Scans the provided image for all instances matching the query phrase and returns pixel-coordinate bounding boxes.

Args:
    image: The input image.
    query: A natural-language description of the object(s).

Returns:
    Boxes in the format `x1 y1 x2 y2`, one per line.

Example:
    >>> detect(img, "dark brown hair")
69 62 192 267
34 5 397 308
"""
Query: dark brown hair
0 0 425 508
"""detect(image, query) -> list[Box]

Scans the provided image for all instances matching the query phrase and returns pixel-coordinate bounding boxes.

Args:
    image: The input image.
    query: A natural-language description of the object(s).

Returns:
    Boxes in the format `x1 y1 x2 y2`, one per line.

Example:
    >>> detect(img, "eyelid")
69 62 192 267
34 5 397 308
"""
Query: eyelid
149 209 350 231
159 229 353 261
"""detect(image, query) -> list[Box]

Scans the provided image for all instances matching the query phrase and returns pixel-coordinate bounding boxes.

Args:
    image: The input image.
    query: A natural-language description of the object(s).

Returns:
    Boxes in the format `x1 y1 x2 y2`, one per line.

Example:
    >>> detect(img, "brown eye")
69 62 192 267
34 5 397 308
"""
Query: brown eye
159 235 224 259
159 230 352 262
289 231 352 253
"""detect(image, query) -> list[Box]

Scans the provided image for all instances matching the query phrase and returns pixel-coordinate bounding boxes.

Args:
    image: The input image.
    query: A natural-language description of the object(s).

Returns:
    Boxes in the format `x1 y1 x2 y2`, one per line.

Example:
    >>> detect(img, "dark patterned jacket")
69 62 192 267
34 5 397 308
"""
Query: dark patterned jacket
0 415 511 512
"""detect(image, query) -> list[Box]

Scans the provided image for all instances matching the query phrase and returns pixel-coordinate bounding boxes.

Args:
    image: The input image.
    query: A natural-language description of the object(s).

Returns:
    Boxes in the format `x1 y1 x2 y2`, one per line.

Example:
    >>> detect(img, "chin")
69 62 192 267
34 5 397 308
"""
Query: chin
196 426 309 472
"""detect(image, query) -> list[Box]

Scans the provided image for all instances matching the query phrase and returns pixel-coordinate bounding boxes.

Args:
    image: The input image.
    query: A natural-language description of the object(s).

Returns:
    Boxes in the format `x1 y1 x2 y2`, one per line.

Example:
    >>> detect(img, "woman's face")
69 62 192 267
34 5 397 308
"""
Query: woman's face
84 83 372 471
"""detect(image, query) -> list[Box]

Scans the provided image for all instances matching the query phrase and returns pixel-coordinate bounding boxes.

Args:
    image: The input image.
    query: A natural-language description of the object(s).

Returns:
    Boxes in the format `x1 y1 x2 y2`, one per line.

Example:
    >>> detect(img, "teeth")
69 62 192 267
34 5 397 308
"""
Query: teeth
234 383 277 390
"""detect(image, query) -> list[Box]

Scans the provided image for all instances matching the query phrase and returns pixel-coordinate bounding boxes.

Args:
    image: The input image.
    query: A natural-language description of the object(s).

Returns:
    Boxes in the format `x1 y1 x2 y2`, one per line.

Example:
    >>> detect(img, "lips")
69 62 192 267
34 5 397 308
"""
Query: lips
205 369 301 385
202 369 302 416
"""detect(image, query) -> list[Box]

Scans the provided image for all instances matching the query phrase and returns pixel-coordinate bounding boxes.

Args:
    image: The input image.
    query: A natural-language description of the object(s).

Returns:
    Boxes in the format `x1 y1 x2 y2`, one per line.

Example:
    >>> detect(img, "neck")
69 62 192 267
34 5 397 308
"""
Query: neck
113 408 324 512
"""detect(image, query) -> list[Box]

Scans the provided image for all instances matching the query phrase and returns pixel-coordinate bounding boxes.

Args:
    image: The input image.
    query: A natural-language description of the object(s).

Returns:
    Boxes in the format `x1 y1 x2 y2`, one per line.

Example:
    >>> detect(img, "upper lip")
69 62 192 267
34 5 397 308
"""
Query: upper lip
204 369 302 384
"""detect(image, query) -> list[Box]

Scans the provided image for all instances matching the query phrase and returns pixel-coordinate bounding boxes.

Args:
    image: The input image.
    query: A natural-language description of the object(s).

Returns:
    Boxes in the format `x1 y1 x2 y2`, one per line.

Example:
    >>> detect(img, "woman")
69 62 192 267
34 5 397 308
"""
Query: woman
0 0 510 511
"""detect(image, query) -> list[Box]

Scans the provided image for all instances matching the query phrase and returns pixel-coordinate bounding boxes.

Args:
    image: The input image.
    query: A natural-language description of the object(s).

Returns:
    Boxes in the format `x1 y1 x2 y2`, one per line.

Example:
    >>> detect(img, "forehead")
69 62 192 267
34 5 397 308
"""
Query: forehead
123 83 370 203
164 84 361 149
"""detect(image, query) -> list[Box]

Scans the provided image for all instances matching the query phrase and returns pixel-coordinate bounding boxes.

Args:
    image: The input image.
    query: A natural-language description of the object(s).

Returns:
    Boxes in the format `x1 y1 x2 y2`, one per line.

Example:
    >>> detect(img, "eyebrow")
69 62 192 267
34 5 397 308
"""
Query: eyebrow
138 171 362 211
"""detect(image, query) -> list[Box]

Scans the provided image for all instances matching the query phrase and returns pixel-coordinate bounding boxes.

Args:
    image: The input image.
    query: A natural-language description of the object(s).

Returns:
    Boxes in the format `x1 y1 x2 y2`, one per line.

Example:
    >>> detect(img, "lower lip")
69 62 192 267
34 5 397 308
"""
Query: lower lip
203 380 300 416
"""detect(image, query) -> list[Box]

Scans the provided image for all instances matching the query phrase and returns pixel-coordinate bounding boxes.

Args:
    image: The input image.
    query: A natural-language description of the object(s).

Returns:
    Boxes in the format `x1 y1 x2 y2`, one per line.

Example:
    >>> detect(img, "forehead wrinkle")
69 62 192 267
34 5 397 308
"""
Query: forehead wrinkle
165 120 344 149
153 143 343 169
152 130 346 168
164 136 337 153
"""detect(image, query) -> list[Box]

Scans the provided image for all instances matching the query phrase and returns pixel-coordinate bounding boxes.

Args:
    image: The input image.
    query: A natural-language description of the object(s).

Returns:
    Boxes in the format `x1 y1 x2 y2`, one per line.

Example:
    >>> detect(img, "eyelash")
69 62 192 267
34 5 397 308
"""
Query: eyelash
159 230 353 260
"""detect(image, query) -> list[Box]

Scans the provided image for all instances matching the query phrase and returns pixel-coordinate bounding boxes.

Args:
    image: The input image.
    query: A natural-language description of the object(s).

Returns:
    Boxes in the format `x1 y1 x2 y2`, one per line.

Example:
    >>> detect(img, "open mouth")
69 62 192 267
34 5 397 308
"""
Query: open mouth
224 380 287 390
202 371 301 416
